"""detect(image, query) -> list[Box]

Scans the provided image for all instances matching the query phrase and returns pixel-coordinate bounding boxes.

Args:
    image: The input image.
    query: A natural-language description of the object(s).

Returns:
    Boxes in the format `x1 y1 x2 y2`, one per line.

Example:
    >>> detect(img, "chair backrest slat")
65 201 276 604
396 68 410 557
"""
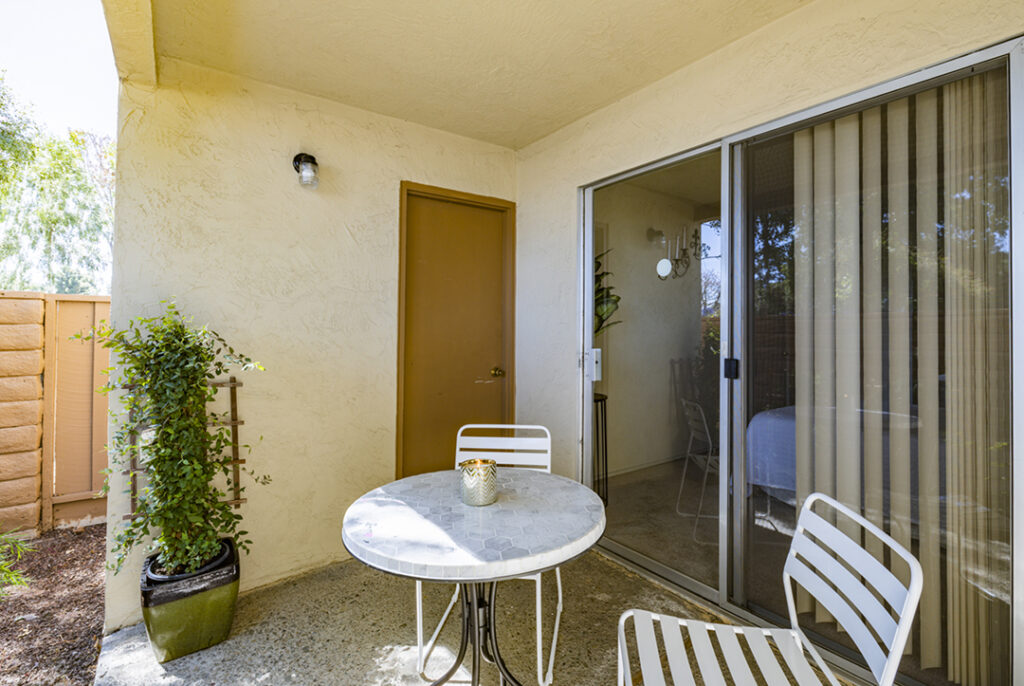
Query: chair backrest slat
455 424 551 472
455 450 551 467
798 509 907 611
789 535 898 646
456 436 551 452
783 493 923 686
786 557 889 679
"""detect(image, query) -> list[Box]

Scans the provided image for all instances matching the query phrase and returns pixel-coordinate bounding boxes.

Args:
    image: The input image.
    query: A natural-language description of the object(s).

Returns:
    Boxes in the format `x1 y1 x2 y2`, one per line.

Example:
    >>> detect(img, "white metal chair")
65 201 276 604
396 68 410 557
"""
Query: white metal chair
674 399 718 540
416 424 562 686
618 493 923 686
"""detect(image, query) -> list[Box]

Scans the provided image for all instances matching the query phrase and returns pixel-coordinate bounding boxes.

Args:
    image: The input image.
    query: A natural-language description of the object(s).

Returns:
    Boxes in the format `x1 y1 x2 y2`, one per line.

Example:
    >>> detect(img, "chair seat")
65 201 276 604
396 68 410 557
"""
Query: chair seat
621 609 837 686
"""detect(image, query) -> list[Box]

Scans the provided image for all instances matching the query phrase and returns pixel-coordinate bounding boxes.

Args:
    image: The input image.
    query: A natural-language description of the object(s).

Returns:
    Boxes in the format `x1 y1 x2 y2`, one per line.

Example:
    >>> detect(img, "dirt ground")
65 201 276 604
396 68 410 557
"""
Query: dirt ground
0 524 105 686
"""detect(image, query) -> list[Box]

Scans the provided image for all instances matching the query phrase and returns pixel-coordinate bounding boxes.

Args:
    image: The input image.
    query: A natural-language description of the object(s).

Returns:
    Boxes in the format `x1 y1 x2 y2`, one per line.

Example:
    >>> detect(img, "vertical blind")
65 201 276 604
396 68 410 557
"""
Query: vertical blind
791 67 1009 686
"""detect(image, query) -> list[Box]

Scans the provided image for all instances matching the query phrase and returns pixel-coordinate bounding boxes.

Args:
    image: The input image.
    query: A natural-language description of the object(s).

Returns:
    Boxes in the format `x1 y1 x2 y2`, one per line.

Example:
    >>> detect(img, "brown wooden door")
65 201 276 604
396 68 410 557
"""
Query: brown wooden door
398 182 515 477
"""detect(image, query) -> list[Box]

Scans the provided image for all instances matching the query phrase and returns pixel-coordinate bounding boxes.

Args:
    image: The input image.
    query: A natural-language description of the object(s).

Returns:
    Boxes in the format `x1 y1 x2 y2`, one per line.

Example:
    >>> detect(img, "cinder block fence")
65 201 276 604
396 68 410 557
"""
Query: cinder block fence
0 292 109 536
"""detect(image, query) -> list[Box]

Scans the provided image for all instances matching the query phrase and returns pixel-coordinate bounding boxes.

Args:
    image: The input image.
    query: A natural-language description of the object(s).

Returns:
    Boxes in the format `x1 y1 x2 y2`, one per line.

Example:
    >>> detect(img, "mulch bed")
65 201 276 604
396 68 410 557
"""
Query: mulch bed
0 525 106 686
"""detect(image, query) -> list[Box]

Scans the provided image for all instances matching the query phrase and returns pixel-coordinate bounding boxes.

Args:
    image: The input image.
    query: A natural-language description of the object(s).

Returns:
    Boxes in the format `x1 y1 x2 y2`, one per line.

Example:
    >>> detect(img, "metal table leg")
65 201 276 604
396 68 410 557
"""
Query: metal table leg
429 582 523 686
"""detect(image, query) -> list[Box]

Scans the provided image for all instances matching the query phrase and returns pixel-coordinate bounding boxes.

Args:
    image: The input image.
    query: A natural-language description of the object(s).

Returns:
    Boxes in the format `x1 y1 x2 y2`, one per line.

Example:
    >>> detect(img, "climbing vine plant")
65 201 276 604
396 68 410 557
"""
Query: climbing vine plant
80 302 269 575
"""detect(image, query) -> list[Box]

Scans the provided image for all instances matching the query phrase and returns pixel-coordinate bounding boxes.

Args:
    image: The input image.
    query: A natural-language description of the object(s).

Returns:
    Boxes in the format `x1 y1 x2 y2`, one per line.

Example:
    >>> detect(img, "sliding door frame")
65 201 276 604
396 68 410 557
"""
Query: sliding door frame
580 139 730 606
719 35 1024 686
1009 38 1023 686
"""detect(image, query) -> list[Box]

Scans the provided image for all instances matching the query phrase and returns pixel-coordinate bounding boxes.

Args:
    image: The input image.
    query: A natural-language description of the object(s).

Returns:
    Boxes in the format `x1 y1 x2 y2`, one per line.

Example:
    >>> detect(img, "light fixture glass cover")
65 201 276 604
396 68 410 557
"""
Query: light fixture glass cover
292 153 319 189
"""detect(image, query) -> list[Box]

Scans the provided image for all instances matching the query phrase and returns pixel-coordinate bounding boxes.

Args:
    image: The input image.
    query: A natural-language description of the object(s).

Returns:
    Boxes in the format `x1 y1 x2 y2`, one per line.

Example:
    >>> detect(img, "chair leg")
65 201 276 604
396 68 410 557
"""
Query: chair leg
416 580 424 673
545 568 563 685
417 582 461 677
674 436 694 515
692 454 714 540
535 576 544 686
531 569 563 686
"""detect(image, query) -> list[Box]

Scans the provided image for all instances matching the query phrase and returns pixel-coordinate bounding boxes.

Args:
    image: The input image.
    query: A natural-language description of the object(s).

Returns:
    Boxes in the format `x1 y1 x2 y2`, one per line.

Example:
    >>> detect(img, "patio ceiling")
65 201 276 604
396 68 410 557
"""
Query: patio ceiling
139 0 806 149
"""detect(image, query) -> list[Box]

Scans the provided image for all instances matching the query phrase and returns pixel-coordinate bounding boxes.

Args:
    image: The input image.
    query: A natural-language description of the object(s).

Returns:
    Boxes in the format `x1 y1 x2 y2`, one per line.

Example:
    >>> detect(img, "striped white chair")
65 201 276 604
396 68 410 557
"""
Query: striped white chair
416 424 561 686
617 493 923 686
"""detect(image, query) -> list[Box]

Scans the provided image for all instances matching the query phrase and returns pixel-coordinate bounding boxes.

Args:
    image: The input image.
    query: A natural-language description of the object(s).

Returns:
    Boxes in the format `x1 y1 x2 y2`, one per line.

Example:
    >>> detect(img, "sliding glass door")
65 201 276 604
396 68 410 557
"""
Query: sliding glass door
590 149 723 594
741 65 1011 685
584 46 1019 686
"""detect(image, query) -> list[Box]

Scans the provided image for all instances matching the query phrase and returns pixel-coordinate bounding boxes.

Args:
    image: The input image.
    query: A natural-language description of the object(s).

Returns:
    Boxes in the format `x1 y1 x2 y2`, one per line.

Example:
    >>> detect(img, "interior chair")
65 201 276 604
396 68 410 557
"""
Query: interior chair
674 399 718 540
618 492 923 686
416 424 561 686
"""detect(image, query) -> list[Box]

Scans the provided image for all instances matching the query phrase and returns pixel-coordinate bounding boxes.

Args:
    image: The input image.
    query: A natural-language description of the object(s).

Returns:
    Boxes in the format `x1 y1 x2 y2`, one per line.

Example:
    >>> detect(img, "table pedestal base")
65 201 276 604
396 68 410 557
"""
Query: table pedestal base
430 582 523 686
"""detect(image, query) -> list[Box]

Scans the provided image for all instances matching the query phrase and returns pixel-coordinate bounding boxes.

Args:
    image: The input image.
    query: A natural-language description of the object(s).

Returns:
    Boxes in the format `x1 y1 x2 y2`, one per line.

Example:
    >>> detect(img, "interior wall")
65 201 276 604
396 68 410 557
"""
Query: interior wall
105 57 515 631
593 183 700 475
514 0 1024 479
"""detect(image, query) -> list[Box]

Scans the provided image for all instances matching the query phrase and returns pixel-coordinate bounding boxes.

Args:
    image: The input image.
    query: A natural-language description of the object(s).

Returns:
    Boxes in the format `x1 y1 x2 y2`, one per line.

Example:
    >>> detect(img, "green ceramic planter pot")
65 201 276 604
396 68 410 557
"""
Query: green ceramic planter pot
140 538 239 663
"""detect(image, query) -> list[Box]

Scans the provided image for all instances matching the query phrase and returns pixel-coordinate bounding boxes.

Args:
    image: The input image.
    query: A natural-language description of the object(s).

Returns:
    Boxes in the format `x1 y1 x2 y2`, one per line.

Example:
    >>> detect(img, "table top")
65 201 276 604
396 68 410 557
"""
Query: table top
342 468 606 582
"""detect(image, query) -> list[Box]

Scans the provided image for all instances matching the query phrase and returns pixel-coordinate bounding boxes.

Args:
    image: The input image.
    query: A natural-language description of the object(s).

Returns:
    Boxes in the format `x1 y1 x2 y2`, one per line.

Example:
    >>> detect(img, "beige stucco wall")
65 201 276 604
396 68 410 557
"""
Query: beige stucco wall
105 58 516 631
514 0 1024 479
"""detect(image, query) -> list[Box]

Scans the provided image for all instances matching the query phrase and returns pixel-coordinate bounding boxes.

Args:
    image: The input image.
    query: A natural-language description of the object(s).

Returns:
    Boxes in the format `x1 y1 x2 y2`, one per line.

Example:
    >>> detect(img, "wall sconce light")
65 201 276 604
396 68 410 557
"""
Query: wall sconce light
293 153 319 189
656 225 702 280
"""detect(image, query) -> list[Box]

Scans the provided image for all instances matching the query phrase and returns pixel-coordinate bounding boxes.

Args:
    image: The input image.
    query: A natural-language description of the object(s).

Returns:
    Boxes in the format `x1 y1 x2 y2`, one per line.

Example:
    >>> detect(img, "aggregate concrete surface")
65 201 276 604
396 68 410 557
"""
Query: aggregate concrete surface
94 550 722 685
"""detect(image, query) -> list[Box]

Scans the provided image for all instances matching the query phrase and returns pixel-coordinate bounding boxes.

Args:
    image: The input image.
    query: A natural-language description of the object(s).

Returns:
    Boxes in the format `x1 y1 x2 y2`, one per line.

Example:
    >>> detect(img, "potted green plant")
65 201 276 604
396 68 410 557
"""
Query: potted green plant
82 302 268 662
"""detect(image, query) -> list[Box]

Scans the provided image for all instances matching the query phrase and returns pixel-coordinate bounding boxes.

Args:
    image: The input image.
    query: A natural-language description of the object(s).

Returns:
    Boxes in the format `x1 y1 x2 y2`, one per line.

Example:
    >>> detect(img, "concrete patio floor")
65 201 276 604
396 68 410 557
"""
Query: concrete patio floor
94 550 725 685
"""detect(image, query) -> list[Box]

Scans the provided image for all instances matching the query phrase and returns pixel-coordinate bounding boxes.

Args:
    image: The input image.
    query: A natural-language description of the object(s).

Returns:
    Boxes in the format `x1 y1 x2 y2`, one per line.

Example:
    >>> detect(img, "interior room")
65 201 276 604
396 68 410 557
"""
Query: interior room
593 150 721 590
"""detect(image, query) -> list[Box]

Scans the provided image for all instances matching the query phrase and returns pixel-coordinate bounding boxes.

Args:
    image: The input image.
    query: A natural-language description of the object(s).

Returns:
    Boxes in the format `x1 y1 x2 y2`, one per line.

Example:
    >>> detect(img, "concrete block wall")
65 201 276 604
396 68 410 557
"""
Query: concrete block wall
0 296 44 534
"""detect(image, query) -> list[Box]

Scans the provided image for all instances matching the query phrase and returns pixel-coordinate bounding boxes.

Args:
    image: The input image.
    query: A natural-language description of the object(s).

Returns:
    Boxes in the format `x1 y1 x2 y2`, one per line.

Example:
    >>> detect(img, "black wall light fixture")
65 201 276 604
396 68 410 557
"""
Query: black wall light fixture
293 153 319 189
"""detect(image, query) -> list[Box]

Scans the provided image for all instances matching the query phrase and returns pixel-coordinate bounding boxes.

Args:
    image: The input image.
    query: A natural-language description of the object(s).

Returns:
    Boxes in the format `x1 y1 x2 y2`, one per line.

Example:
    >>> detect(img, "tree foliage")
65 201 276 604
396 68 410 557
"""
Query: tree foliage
0 73 36 204
0 75 113 294
80 303 269 575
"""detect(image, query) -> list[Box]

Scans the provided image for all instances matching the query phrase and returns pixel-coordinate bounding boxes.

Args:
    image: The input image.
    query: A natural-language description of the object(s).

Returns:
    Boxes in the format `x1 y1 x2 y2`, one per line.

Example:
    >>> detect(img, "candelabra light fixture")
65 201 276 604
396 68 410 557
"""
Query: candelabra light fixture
656 225 702 280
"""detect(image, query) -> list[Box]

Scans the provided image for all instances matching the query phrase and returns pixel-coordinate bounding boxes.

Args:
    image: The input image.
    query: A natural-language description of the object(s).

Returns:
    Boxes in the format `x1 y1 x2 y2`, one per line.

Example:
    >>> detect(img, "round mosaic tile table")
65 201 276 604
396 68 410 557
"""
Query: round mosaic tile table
342 468 606 685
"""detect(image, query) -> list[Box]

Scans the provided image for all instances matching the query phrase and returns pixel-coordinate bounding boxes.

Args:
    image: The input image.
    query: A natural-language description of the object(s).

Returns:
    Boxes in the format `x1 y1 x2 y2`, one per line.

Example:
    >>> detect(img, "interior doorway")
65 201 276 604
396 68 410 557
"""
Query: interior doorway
397 182 516 477
588 150 723 594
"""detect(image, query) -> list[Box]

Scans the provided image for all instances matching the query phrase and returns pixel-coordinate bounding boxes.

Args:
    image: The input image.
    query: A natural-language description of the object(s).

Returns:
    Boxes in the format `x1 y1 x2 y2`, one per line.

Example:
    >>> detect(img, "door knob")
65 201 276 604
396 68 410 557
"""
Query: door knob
490 367 506 378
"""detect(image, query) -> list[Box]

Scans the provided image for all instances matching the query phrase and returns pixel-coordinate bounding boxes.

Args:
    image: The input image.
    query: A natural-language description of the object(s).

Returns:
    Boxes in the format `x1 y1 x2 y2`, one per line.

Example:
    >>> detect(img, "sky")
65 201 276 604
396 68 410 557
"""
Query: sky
0 0 118 138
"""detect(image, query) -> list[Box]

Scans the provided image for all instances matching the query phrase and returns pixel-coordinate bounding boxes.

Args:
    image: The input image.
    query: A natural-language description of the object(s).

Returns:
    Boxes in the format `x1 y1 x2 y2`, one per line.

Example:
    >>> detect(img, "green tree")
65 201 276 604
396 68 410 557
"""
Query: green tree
0 73 37 206
0 76 114 294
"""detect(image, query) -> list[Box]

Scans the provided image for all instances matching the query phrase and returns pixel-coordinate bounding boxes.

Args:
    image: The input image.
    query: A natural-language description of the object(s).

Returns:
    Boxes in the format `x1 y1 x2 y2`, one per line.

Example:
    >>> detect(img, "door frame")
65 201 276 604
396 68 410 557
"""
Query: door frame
396 181 517 479
579 139 729 607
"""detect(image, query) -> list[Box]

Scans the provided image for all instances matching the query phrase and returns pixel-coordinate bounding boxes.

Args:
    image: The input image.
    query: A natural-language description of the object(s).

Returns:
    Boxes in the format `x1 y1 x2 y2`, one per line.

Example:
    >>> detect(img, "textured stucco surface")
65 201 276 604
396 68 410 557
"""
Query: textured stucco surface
105 58 516 631
514 0 1024 480
149 0 807 148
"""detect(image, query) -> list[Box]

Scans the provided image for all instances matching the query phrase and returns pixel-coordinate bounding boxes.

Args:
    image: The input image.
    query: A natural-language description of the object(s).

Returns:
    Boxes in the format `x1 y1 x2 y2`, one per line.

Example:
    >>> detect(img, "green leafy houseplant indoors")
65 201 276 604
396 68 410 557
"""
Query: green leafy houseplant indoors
82 302 268 575
594 249 621 336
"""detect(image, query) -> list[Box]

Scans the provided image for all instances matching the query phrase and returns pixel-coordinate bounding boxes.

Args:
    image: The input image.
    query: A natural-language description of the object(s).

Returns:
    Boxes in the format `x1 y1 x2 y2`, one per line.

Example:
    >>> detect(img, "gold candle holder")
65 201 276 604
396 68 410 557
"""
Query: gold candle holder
459 459 497 506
